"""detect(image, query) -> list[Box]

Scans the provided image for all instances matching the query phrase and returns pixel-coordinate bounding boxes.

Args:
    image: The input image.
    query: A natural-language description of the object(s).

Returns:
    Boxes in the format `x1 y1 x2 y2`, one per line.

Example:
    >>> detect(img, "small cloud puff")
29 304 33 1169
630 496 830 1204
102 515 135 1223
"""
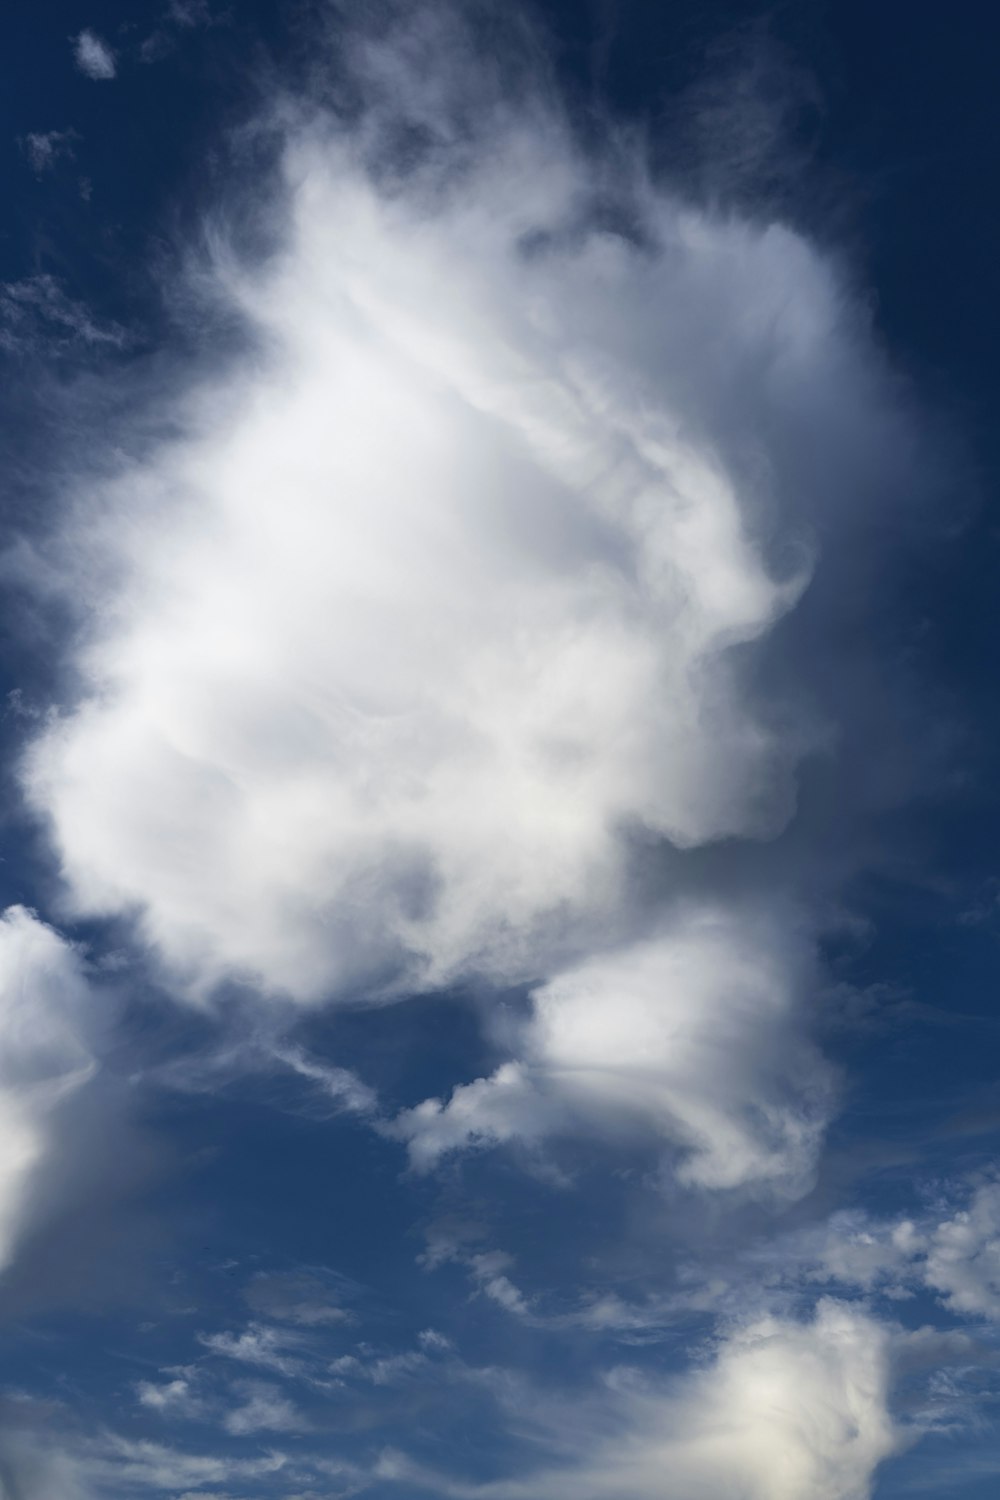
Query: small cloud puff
73 29 117 81
21 129 77 175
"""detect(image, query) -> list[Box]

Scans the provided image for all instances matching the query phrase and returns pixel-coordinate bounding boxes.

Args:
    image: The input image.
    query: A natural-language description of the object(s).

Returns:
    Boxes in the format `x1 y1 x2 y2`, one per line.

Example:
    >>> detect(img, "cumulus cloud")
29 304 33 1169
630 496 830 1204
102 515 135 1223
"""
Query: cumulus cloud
15 3 937 1215
431 1300 902 1500
0 906 100 1275
393 903 834 1196
198 1322 310 1379
22 10 876 1006
777 1179 1000 1320
223 1380 307 1434
22 164 810 1002
73 30 116 81
922 1186 1000 1316
136 1374 204 1418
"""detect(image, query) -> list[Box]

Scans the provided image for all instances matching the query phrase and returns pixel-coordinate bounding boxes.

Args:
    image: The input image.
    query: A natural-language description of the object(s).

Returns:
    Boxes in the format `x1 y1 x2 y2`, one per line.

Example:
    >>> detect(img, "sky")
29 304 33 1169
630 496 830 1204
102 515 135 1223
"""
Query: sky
1 1 1000 1497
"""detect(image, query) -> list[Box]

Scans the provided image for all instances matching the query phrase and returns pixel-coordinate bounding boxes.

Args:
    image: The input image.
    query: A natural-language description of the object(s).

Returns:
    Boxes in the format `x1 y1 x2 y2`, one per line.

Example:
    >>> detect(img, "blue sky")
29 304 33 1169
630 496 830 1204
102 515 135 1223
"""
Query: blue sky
2 3 1000 1497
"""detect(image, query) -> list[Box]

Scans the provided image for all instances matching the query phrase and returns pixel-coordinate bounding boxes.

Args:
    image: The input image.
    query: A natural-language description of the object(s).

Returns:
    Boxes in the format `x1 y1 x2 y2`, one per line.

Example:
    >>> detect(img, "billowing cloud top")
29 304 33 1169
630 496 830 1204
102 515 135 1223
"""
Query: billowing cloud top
25 26 903 1022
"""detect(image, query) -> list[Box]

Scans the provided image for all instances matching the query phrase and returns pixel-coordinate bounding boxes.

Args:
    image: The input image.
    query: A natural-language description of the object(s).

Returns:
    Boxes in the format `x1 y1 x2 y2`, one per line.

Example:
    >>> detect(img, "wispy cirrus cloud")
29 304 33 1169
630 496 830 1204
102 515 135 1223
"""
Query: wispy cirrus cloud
754 1176 1000 1320
0 275 127 355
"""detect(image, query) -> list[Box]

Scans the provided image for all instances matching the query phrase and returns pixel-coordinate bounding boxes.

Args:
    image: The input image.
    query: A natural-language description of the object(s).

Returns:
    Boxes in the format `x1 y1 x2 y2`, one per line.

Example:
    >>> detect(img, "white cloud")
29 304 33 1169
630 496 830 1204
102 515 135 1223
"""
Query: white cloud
270 1042 377 1116
140 3 225 64
0 906 99 1274
73 29 117 81
168 0 215 23
136 1374 203 1417
585 1302 900 1500
921 1182 1000 1317
746 1177 1000 1323
405 1301 902 1500
22 129 76 175
422 1241 534 1318
393 904 834 1196
85 1434 286 1491
198 1323 310 1379
0 1427 94 1499
0 275 127 354
223 1380 307 1434
244 1269 355 1327
16 5 934 1218
137 1361 308 1437
466 1252 531 1317
778 1209 925 1299
20 15 885 1015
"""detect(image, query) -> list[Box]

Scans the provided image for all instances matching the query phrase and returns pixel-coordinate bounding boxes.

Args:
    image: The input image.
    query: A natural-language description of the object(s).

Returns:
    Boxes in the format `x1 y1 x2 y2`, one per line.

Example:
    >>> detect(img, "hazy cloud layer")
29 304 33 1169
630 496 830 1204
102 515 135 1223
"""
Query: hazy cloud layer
24 11 926 1048
0 1297 905 1500
0 906 99 1273
0 275 127 355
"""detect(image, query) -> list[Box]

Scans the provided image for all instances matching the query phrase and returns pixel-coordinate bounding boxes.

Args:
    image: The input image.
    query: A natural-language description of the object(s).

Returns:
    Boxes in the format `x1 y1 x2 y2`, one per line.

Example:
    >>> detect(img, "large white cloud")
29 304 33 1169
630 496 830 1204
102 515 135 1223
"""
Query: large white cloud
18 13 888 1011
0 905 98 1275
583 1300 900 1500
13 8 935 1212
393 902 834 1195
